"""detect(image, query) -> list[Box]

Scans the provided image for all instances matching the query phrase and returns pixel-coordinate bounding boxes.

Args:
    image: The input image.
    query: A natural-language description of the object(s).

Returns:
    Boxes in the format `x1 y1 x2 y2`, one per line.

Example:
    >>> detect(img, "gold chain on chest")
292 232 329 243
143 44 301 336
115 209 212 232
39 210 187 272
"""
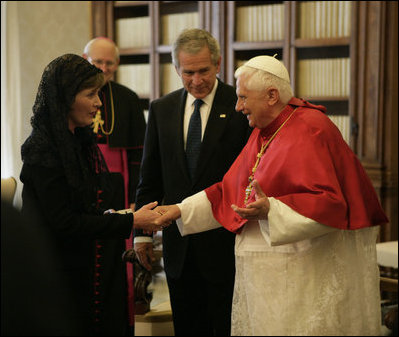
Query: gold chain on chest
244 108 297 204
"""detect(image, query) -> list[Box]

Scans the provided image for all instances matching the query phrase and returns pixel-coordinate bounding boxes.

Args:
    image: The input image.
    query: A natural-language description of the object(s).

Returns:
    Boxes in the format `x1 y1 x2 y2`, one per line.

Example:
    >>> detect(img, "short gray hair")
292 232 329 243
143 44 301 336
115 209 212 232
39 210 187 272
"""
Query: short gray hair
172 29 220 68
234 66 293 104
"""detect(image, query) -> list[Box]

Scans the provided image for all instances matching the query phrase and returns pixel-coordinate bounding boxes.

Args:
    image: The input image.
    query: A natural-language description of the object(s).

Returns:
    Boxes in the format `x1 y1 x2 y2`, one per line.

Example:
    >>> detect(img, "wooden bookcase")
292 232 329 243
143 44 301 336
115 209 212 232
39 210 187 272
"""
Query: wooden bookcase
91 1 208 107
91 1 397 242
226 1 351 144
225 1 290 85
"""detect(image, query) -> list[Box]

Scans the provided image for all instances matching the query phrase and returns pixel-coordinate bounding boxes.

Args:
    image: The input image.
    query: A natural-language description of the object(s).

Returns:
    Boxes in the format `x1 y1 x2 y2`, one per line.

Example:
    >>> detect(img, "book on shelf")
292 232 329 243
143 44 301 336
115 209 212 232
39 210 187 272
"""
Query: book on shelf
116 16 150 48
328 115 350 145
236 3 284 42
342 1 351 37
161 63 182 96
161 12 199 46
117 64 151 98
298 1 351 39
297 58 350 97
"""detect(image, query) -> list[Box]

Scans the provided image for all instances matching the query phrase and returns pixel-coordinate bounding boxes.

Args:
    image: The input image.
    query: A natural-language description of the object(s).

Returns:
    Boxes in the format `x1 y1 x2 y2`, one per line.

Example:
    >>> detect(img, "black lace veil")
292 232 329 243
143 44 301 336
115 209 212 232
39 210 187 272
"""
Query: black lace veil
21 54 107 212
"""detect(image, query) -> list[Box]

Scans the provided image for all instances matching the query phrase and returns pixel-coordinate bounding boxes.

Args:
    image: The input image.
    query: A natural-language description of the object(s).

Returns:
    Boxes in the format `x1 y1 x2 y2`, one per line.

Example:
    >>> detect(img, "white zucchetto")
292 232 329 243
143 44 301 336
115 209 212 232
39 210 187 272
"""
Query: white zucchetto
244 55 290 83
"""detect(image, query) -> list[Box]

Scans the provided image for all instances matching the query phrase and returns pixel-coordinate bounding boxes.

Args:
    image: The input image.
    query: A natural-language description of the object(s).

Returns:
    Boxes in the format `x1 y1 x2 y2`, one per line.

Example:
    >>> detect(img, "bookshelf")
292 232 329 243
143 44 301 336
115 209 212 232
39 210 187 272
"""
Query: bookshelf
153 1 202 97
226 1 289 85
291 1 352 145
91 1 206 107
91 1 398 241
226 1 352 145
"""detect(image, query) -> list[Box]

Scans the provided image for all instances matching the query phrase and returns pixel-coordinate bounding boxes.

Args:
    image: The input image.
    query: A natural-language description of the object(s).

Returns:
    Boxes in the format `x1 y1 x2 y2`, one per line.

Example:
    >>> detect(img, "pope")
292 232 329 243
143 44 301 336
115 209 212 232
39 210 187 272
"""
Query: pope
154 55 388 336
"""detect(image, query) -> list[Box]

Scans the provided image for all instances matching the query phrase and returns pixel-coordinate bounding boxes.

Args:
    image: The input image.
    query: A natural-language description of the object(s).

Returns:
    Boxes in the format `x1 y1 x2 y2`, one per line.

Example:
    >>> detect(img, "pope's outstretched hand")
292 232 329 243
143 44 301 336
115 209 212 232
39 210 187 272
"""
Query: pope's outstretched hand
154 205 181 226
231 180 270 220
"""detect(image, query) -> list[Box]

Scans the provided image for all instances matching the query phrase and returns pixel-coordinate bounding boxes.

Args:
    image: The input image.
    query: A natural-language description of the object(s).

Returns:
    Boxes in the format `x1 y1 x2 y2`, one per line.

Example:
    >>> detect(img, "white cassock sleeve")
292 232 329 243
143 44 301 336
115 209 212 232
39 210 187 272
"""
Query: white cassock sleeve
259 197 337 246
176 191 221 236
176 194 337 246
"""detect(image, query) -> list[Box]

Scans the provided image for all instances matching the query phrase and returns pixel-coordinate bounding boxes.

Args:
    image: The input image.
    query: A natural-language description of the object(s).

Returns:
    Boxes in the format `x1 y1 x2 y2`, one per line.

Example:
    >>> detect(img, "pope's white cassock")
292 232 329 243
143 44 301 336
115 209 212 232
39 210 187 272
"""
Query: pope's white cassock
176 192 381 336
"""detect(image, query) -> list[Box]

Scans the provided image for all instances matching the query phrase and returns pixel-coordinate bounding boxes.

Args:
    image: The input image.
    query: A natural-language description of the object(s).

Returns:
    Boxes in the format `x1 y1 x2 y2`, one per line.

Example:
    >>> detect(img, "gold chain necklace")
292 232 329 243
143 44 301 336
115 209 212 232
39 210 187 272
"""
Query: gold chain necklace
244 108 297 204
92 82 115 135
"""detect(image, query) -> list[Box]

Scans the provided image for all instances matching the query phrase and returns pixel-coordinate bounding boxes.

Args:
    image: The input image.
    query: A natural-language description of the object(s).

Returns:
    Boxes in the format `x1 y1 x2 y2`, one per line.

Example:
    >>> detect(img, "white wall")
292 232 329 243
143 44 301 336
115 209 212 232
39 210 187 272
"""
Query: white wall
1 1 91 208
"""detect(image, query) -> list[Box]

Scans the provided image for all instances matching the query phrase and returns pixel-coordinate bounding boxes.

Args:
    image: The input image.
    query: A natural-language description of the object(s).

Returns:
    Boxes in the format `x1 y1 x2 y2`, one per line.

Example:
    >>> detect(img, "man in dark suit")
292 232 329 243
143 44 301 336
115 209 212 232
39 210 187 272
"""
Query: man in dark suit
133 29 251 336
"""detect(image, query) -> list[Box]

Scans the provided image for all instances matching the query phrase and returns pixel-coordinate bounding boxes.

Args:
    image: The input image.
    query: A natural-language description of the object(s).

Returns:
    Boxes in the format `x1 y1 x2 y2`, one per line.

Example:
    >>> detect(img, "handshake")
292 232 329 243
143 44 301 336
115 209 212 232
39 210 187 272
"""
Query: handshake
114 202 181 234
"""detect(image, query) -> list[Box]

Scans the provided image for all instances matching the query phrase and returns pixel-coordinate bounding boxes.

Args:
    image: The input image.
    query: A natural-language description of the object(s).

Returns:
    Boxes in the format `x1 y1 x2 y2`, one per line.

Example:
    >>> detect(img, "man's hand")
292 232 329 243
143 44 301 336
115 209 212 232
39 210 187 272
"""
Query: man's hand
134 242 154 271
231 180 270 220
154 205 181 225
133 201 170 233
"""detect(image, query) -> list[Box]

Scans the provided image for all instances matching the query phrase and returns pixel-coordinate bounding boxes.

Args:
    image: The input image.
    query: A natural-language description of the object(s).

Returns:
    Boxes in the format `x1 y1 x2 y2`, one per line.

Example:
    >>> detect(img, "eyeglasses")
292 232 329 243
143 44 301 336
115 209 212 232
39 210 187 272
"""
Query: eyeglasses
90 58 117 68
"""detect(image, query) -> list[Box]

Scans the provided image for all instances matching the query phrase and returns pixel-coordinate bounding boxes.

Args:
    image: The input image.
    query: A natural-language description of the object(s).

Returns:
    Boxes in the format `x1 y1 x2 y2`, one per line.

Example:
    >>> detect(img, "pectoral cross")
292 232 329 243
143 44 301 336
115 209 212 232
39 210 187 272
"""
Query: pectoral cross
92 109 104 134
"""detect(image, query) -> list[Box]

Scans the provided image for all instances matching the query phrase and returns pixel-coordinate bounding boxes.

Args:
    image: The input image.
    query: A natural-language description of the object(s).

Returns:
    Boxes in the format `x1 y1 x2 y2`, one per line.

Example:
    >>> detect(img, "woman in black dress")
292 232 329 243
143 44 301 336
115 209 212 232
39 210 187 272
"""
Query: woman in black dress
19 54 165 336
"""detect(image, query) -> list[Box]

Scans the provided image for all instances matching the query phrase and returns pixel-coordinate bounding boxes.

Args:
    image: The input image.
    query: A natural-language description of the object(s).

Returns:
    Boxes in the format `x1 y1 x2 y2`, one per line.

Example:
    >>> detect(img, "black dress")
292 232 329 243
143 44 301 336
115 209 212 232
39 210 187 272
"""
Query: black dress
20 162 133 336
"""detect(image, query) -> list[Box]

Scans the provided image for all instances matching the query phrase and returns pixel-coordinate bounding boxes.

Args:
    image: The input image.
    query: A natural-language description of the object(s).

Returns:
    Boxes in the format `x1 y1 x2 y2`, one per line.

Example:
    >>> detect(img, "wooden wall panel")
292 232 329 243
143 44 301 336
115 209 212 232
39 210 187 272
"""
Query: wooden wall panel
354 1 398 241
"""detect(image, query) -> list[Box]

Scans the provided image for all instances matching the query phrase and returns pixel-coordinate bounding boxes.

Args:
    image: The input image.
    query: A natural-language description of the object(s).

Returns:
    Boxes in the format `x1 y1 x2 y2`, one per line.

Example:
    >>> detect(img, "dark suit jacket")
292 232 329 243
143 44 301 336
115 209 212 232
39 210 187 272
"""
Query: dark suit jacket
135 80 251 279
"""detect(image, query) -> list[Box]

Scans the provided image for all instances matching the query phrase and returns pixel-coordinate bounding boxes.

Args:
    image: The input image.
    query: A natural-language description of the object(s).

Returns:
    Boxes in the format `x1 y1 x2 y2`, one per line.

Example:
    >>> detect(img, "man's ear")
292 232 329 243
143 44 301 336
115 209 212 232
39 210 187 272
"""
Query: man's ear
266 87 280 105
215 56 222 74
82 53 88 60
